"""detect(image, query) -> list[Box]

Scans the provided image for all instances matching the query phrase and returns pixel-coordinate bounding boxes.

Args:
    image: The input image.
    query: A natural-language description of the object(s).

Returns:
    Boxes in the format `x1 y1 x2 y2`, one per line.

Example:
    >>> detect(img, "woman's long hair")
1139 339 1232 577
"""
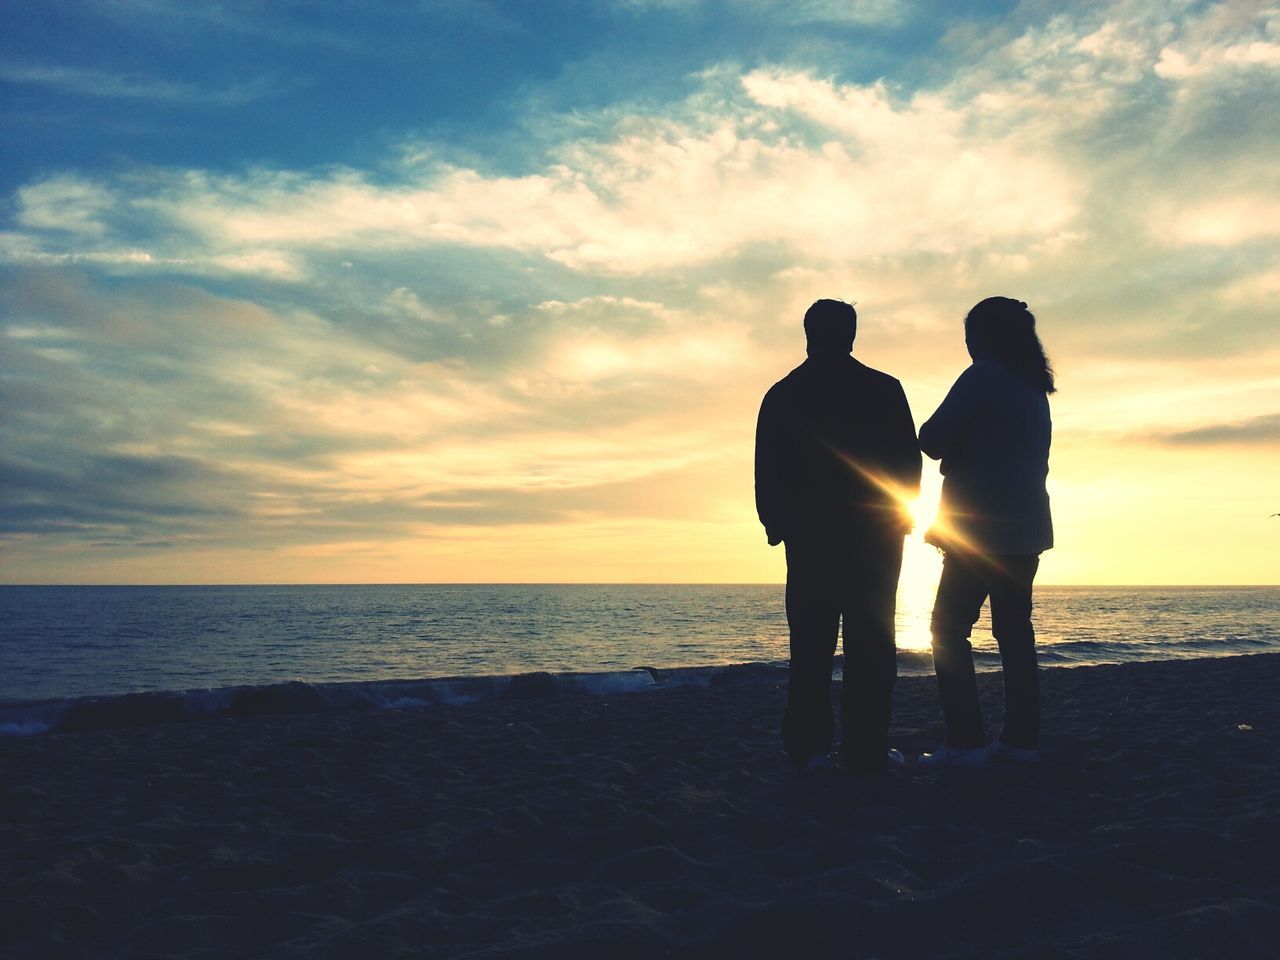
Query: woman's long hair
965 297 1056 394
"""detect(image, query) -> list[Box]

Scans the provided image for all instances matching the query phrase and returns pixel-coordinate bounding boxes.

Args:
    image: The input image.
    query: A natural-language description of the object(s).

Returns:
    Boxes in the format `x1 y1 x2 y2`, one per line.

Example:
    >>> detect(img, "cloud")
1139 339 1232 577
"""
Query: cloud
1158 195 1280 246
0 452 249 540
4 66 1082 279
6 176 306 279
732 0 908 25
14 177 118 235
0 267 761 551
617 0 906 22
1160 413 1280 446
4 0 1280 581
1155 3 1280 80
77 0 368 50
0 60 282 105
9 3 1275 290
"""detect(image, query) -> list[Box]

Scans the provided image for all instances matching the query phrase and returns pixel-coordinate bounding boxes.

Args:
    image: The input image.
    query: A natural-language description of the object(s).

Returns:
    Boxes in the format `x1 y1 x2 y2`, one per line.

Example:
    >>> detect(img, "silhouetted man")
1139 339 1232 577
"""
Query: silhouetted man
755 299 921 774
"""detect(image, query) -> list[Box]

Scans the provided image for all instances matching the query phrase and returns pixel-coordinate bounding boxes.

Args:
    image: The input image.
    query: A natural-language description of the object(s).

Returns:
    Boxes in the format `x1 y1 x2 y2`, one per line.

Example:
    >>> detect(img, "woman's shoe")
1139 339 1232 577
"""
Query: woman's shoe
918 745 989 769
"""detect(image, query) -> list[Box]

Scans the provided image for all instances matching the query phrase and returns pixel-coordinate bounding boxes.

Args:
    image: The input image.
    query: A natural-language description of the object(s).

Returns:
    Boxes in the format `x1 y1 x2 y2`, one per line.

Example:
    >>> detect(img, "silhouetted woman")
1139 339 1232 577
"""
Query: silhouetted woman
917 297 1054 768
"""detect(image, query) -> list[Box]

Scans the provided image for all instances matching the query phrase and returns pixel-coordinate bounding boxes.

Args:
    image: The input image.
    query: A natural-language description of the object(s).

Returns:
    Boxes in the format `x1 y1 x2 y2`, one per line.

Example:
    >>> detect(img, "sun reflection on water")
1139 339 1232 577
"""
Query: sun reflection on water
895 484 943 651
896 536 942 651
827 455 945 651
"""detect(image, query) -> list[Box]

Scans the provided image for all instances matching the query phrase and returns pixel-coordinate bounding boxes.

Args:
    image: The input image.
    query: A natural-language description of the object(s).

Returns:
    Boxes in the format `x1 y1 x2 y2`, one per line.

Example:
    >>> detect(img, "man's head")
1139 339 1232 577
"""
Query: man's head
803 299 857 357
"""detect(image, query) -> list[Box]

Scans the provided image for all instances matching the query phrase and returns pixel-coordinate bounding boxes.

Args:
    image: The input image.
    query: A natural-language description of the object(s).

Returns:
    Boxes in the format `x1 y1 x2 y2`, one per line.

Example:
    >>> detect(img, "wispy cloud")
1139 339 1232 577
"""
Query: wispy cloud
80 0 369 50
618 0 908 24
0 60 284 106
1160 413 1280 446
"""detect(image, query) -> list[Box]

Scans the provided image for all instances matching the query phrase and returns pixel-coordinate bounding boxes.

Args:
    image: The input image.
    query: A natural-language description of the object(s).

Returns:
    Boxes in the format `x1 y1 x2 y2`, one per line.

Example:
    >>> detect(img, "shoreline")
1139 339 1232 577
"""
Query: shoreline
3 653 1279 957
3 645 1275 739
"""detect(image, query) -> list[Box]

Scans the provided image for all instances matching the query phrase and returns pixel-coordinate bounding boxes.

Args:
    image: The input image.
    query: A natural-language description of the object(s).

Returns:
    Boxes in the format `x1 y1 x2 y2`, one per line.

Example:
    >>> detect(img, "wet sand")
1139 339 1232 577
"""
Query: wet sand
3 654 1279 958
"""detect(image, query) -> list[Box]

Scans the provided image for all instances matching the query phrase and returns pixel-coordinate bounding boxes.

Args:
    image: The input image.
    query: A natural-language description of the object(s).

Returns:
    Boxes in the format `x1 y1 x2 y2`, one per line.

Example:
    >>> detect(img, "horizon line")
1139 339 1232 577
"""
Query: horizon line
2 581 1278 589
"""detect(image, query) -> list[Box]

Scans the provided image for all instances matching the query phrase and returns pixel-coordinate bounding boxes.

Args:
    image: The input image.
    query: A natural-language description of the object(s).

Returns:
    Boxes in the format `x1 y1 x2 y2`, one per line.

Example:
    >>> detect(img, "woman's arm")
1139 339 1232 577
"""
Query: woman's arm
919 365 980 462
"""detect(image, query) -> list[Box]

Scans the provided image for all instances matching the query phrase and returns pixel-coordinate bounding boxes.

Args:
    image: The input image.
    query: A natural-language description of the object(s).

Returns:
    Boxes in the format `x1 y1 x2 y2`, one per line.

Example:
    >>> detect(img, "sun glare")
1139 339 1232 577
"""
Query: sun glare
894 481 944 651
907 494 938 533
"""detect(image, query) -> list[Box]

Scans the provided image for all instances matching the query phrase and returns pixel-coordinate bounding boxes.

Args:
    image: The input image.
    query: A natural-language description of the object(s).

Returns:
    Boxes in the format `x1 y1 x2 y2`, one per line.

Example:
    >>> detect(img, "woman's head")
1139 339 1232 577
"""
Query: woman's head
964 296 1056 394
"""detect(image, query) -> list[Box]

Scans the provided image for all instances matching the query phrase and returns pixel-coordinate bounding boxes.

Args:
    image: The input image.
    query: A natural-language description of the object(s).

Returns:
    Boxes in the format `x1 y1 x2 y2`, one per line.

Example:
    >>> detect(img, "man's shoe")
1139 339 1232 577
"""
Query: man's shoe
917 745 988 769
987 740 1040 763
886 748 905 769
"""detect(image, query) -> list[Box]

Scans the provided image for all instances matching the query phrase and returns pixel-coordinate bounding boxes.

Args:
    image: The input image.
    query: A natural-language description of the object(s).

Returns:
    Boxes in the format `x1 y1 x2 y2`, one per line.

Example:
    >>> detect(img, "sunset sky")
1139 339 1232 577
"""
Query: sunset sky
2 0 1278 586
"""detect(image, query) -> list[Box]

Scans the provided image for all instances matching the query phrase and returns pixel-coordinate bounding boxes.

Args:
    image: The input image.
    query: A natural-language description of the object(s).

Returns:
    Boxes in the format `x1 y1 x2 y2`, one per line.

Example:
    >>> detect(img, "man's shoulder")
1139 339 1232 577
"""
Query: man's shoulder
765 357 905 399
762 363 808 399
849 358 906 394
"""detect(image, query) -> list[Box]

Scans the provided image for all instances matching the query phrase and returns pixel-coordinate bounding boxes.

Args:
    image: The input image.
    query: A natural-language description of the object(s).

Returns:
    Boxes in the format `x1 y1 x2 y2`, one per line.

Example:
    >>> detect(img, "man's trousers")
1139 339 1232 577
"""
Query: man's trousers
782 532 904 771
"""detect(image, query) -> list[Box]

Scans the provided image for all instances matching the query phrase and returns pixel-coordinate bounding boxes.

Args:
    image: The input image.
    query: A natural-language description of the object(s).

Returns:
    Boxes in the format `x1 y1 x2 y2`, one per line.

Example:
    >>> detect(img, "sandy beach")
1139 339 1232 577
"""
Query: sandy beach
2 653 1278 959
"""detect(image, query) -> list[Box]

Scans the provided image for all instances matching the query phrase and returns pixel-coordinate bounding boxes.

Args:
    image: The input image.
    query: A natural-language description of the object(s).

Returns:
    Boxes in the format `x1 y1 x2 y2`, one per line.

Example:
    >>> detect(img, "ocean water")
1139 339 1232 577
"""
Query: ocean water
1 584 1277 733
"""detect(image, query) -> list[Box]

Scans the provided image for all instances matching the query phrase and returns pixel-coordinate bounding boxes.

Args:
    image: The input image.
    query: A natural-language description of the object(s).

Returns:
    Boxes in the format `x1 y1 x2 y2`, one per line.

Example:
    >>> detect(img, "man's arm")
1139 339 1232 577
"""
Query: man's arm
882 379 922 533
754 390 787 546
891 379 922 495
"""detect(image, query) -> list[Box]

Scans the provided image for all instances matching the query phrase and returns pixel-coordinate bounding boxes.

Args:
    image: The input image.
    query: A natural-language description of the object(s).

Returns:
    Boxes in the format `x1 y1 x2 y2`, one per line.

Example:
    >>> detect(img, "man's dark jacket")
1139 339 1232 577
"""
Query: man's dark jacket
755 354 921 544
